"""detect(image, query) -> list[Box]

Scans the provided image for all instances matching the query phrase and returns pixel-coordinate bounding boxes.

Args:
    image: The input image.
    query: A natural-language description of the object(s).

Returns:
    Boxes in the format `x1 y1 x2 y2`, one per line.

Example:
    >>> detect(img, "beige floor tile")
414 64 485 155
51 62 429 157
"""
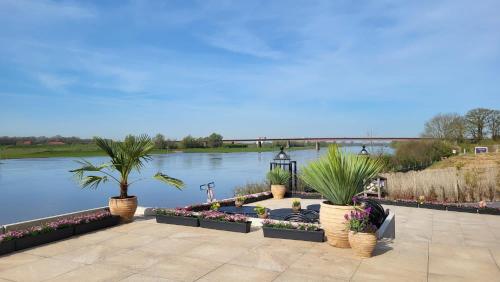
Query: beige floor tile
286 252 360 280
183 242 247 263
100 234 156 249
352 261 427 282
46 264 133 282
141 255 222 281
197 263 279 282
23 238 88 257
229 242 306 272
0 253 43 272
429 255 500 280
119 273 174 282
101 249 163 271
53 244 129 265
135 238 204 256
428 273 477 282
72 228 124 245
274 269 348 282
0 257 81 282
429 243 494 262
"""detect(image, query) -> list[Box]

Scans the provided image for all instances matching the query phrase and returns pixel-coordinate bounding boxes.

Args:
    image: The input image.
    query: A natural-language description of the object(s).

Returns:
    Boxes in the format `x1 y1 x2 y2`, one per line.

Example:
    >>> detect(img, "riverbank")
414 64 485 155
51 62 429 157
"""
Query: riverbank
0 144 316 159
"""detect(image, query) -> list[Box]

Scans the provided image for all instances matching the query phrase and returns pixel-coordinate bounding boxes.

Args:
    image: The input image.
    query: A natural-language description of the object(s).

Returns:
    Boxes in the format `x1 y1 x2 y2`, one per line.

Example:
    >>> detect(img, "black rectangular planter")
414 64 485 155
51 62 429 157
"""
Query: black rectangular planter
0 240 15 256
156 215 200 227
15 227 74 251
478 207 500 215
446 206 478 213
262 227 324 242
74 216 121 235
199 219 251 233
418 203 446 210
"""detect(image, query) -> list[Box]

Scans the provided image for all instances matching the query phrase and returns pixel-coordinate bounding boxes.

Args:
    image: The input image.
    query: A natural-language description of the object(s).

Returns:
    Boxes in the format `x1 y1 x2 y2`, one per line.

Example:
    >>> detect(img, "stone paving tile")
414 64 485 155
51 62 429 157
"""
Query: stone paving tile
0 257 82 282
52 244 129 265
429 255 500 281
351 261 427 282
285 250 361 280
140 255 223 281
101 249 164 271
197 263 280 282
119 273 175 282
273 269 348 282
183 242 248 264
430 243 494 262
46 264 133 282
135 237 204 256
100 233 156 249
0 253 42 272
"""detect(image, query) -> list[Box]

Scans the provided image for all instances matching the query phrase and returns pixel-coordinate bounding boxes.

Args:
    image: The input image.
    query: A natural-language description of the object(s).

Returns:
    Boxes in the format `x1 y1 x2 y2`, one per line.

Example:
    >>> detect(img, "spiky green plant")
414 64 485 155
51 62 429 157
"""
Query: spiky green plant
70 135 184 198
266 167 291 185
300 145 384 205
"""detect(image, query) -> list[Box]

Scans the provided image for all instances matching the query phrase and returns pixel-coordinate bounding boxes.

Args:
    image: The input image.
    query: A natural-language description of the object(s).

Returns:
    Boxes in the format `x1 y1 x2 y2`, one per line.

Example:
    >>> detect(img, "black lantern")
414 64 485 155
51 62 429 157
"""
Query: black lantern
270 146 297 194
359 145 369 156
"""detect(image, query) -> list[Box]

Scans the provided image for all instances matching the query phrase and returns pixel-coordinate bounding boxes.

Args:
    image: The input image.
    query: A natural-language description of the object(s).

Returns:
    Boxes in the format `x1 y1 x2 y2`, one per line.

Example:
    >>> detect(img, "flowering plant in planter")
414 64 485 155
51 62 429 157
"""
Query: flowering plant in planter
210 202 221 211
156 208 196 218
345 207 378 258
345 207 377 233
73 211 113 224
262 219 320 231
198 211 248 223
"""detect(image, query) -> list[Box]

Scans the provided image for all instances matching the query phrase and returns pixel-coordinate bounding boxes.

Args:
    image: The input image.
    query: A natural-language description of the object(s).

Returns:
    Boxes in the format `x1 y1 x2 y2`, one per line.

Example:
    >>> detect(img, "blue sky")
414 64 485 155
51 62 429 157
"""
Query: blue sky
1 0 499 139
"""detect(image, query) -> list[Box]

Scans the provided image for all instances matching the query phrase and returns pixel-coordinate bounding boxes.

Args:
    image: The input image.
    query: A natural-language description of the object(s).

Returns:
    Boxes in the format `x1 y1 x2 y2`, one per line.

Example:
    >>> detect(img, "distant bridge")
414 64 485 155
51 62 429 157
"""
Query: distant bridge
223 137 430 142
222 137 431 150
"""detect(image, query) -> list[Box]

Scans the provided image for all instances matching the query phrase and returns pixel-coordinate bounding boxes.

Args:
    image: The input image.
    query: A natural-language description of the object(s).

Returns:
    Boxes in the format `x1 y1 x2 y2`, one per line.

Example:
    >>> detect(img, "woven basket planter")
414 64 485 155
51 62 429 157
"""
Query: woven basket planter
348 231 377 258
271 185 286 199
319 202 355 248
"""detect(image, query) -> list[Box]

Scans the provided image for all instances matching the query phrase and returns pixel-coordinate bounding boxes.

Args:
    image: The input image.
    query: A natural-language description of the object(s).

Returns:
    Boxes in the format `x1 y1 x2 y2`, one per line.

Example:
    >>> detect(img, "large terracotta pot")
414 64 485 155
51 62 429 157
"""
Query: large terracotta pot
109 196 138 222
348 231 377 258
319 201 356 248
271 184 286 199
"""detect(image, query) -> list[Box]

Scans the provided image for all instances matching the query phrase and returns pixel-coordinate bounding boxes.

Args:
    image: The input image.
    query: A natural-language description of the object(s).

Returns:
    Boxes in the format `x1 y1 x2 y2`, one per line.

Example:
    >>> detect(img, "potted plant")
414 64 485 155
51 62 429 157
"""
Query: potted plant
235 195 246 207
262 219 324 242
300 145 383 248
70 135 184 222
267 167 290 199
198 211 251 233
292 198 301 212
156 208 199 227
210 202 221 211
254 205 268 219
345 207 378 258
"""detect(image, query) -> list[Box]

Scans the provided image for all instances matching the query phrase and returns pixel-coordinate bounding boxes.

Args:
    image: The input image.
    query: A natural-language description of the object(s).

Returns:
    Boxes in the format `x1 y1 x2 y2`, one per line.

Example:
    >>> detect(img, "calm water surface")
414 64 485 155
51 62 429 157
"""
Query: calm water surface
0 146 391 225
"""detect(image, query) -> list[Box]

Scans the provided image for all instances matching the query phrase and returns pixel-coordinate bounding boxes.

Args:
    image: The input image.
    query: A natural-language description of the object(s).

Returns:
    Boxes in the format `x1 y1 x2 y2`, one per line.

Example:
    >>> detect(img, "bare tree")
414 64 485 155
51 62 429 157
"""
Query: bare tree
465 108 492 142
153 133 166 149
488 109 500 140
422 113 465 141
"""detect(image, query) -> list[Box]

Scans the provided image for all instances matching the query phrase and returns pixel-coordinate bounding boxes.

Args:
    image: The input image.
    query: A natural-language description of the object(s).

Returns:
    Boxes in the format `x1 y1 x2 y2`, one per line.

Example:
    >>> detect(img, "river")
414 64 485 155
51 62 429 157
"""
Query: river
0 146 392 225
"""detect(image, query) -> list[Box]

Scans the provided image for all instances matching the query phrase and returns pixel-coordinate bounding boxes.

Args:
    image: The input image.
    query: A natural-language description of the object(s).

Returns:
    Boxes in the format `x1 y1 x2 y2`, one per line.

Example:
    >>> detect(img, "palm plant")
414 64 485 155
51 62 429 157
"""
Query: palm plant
266 167 291 185
300 145 383 205
70 135 184 198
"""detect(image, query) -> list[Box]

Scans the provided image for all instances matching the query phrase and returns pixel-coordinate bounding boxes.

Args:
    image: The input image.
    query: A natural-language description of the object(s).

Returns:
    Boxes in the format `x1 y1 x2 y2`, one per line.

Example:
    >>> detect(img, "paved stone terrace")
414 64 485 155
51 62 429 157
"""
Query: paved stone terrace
0 199 499 281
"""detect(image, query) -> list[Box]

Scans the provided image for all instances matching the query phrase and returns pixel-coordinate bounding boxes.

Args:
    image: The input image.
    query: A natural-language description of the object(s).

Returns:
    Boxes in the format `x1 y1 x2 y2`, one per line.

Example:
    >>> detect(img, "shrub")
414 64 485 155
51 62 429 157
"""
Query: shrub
233 182 269 195
387 140 454 171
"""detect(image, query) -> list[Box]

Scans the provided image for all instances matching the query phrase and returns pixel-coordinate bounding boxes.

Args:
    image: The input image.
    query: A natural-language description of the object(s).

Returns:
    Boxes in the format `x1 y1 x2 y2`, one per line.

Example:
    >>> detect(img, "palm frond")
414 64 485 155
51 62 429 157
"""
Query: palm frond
154 172 185 190
79 175 108 190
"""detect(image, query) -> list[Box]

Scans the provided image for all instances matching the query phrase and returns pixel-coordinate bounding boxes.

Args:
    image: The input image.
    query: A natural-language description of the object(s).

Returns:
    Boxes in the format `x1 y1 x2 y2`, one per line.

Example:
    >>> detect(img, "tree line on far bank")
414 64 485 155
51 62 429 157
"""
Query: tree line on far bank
422 108 499 142
153 133 225 149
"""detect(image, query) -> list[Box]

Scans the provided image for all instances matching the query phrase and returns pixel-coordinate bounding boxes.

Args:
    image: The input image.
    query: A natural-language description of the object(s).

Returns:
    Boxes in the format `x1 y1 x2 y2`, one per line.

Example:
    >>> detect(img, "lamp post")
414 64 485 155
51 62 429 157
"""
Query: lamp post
270 146 297 194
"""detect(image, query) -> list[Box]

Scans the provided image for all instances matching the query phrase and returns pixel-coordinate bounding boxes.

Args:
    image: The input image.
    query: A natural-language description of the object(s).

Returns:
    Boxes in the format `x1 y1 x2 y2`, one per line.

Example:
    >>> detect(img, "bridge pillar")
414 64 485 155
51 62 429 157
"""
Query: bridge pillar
286 140 291 148
315 142 320 151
